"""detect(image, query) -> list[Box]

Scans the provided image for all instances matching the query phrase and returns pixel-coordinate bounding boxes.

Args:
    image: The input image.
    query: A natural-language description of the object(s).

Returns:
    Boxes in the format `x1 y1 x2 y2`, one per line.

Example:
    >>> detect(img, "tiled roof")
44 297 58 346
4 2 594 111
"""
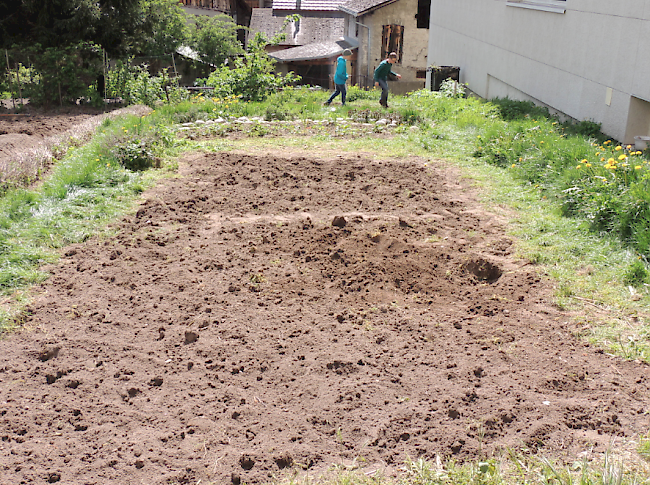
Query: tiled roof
338 0 397 16
269 37 358 61
273 0 346 10
250 8 345 46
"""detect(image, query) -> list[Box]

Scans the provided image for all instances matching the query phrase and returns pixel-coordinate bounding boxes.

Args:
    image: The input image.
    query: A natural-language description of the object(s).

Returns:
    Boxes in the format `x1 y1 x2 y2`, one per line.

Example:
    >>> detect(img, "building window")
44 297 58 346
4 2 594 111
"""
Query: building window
417 0 431 29
381 25 404 63
416 70 426 79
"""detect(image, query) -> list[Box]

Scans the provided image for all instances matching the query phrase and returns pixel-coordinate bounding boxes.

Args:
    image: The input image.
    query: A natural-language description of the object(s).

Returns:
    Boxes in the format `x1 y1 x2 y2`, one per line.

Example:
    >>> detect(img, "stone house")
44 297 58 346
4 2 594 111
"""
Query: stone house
338 0 431 92
249 0 358 88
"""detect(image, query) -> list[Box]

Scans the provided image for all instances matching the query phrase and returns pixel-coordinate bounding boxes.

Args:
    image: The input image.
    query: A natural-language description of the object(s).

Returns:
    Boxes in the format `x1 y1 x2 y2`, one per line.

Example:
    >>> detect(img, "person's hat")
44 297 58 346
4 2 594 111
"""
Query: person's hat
342 49 352 56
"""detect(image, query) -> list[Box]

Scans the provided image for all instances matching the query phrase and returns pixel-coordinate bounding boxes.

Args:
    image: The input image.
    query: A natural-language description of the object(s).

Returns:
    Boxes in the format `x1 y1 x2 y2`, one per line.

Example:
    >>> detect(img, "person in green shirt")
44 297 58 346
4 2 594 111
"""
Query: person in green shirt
373 52 401 108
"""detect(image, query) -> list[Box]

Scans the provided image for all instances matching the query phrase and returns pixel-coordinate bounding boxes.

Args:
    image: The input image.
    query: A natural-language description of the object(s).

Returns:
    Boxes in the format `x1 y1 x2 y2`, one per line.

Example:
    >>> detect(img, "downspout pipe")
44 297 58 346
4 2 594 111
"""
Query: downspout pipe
353 20 371 88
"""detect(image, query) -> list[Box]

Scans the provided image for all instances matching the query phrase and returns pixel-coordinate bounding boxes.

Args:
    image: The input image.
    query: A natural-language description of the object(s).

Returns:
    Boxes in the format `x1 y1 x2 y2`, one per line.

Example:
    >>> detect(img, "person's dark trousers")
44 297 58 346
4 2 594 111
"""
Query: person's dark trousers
376 78 389 106
326 83 347 105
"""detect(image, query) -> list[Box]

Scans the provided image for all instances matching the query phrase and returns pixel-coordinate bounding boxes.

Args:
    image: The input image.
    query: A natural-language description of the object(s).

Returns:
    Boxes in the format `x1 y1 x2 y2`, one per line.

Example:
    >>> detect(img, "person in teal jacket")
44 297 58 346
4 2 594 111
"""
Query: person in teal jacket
325 49 352 106
373 52 401 108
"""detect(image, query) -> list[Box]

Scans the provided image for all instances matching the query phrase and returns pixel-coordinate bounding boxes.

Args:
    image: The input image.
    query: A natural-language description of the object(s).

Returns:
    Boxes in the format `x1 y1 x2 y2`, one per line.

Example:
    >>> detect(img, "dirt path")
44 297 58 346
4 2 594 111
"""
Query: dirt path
1 145 650 484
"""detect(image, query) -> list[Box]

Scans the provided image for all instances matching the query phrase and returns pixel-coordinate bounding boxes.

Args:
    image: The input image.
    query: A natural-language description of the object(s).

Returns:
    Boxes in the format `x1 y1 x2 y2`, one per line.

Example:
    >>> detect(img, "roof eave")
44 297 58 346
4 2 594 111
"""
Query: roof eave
338 0 401 17
338 5 359 16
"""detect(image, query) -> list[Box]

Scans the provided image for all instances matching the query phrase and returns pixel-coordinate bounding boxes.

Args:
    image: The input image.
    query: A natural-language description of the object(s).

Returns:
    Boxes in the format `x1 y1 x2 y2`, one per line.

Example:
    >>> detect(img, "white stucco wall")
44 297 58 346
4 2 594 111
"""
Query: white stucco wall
428 0 650 143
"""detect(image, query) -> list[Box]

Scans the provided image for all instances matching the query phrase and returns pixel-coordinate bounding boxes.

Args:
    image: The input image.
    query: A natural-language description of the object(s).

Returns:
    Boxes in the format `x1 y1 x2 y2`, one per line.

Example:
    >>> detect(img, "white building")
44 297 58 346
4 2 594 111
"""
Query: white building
427 0 650 143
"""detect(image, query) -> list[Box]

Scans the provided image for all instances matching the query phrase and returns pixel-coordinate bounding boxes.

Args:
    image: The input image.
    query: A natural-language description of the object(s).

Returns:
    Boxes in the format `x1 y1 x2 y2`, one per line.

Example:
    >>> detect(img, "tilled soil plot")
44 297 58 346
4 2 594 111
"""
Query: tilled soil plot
0 108 108 160
1 151 650 485
0 111 99 137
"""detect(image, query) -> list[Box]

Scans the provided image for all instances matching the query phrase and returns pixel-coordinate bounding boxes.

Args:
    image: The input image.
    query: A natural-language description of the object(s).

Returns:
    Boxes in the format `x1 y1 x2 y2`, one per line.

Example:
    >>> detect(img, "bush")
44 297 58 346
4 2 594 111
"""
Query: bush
438 78 467 99
491 97 551 121
206 33 300 102
111 135 161 171
623 260 649 287
346 85 374 102
562 119 603 139
107 62 187 107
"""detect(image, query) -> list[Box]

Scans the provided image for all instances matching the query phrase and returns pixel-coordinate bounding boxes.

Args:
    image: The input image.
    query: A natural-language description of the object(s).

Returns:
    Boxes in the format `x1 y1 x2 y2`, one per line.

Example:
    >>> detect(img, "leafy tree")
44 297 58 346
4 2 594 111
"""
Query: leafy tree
133 0 189 57
18 42 104 106
1 0 99 50
188 14 243 73
1 0 187 57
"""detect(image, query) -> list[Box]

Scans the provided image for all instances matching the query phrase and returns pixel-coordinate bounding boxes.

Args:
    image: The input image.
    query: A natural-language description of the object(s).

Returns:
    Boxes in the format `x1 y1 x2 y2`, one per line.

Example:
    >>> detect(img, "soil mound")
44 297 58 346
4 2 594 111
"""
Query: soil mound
1 151 649 484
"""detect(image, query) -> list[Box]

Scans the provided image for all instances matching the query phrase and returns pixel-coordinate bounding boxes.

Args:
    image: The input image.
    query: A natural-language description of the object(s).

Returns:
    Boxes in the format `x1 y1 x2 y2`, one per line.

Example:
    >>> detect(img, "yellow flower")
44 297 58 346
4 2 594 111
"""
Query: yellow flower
580 159 588 163
576 165 582 169
540 141 545 144
608 158 615 163
511 164 516 168
601 157 605 161
604 140 611 145
636 165 642 170
627 145 632 149
615 145 622 151
636 151 643 155
585 163 592 167
595 152 600 156
619 154 627 160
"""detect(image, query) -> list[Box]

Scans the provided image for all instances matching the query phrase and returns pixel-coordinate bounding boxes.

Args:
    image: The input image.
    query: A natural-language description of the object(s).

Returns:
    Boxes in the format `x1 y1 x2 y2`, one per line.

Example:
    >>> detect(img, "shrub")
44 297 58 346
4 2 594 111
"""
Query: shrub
111 135 161 171
206 33 300 102
623 260 649 287
438 78 466 99
264 104 291 121
562 119 603 139
107 62 186 107
491 97 551 121
345 85 374 102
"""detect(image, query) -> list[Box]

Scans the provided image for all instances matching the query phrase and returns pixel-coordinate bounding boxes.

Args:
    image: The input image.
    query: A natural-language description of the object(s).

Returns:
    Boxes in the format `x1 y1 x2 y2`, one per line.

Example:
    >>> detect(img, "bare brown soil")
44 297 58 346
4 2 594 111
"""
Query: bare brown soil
1 117 650 485
0 105 121 165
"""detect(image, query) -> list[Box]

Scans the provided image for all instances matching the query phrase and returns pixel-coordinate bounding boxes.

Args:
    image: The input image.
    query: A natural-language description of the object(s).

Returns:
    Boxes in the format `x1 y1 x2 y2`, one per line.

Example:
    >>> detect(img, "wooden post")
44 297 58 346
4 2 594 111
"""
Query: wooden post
103 49 107 108
171 52 178 79
5 50 16 110
15 63 23 104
